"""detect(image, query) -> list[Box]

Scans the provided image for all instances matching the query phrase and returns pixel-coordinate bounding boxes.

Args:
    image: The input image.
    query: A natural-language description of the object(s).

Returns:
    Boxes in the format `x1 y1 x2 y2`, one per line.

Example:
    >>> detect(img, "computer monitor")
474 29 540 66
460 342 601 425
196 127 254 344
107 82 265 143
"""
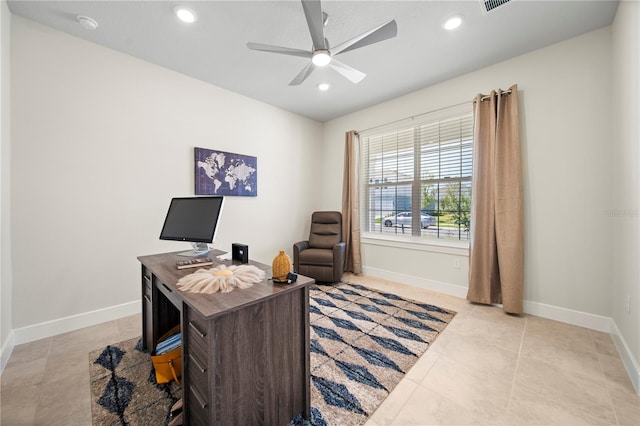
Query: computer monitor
159 196 224 257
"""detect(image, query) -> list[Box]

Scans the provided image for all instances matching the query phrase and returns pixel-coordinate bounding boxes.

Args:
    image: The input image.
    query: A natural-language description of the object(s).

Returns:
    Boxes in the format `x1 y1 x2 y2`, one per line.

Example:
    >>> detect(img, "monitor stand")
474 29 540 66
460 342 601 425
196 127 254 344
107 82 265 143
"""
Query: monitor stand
177 242 211 257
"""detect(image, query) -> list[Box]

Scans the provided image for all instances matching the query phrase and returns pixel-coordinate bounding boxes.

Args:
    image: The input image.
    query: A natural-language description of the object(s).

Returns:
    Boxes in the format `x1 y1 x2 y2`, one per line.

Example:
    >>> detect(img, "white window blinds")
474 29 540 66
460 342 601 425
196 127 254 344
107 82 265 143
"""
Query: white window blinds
360 103 473 241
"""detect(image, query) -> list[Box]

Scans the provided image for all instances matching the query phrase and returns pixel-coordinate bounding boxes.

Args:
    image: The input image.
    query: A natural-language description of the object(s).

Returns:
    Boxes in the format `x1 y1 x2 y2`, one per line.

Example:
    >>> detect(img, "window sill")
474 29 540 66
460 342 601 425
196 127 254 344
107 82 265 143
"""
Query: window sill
361 233 470 256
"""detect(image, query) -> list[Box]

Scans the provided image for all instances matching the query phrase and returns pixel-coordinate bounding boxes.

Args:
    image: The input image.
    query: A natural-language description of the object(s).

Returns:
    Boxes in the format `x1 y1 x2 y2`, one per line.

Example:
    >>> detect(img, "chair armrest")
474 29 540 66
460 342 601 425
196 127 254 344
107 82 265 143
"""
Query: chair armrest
293 240 310 273
293 240 310 253
333 242 347 272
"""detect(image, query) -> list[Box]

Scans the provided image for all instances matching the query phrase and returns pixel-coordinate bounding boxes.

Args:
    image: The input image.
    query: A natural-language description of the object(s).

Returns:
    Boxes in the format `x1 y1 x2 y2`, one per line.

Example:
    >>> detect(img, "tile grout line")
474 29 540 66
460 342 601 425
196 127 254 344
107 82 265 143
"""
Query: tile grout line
505 312 528 416
389 356 443 426
593 331 622 425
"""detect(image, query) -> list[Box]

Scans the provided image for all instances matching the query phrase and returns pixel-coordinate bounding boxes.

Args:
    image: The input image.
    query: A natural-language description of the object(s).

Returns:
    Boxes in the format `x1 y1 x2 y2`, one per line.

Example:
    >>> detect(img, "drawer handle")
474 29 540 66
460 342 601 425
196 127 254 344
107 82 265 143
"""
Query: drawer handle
190 386 208 409
162 283 173 293
189 322 206 338
189 353 207 374
144 295 151 303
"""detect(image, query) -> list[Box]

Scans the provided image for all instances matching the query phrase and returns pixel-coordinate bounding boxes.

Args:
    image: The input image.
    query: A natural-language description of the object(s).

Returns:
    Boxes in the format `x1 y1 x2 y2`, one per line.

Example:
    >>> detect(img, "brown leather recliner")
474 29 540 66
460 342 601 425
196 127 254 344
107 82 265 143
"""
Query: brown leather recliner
293 211 346 283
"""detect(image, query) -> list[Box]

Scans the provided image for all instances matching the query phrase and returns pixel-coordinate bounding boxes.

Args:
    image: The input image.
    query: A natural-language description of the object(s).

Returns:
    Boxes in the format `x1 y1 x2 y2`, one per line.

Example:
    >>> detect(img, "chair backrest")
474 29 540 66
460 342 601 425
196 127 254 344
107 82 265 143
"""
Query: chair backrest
308 211 342 249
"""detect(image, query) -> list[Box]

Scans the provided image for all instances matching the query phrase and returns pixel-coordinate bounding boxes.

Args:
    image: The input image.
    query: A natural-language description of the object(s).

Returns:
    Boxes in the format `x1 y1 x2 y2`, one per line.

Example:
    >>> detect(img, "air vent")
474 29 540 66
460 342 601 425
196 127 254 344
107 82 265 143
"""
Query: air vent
481 0 512 13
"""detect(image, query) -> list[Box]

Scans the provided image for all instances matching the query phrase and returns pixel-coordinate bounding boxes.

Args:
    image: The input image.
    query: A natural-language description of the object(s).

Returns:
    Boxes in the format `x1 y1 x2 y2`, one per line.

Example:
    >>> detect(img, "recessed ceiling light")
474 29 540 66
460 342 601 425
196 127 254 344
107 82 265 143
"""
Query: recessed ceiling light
317 83 330 91
443 16 462 31
77 15 98 31
174 6 197 23
312 50 331 67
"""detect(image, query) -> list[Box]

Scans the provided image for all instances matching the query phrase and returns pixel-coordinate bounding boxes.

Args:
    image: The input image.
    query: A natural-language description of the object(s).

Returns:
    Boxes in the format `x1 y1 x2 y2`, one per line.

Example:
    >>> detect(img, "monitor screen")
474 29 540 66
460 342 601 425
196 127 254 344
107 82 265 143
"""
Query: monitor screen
159 196 224 244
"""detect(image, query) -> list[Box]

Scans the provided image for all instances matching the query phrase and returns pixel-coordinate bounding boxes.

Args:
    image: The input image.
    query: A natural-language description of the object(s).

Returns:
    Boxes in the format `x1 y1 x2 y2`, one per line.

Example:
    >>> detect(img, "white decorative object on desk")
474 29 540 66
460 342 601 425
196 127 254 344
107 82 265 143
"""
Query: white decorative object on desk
176 264 265 294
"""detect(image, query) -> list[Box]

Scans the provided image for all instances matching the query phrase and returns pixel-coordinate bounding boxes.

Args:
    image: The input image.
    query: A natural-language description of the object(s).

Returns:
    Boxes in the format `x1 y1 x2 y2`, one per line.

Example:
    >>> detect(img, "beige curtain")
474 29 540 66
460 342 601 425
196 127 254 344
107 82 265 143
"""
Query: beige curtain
342 131 362 274
467 84 524 314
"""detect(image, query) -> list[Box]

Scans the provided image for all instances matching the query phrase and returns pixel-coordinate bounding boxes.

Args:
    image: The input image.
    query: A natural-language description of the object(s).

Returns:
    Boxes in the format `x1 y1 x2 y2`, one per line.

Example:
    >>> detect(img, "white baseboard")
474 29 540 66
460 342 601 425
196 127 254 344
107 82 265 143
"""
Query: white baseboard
610 319 640 394
12 300 141 346
362 266 469 299
523 299 612 332
361 266 639 394
0 329 15 374
363 266 612 330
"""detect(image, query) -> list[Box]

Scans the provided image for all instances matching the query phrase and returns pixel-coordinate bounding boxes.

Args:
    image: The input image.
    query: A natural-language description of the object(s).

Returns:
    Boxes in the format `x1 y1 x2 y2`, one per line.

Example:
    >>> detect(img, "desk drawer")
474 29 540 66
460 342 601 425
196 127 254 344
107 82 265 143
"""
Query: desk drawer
185 308 209 356
143 289 152 348
184 306 211 425
187 382 210 426
142 267 152 285
186 348 209 392
186 353 210 426
142 267 152 303
155 279 181 309
141 267 153 351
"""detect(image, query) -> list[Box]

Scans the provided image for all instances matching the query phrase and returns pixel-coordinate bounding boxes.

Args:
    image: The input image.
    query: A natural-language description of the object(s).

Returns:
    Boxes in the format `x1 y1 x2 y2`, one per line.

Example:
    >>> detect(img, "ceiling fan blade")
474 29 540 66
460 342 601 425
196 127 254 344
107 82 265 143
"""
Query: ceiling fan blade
329 59 366 84
301 0 326 49
331 19 398 56
289 62 317 86
246 42 312 59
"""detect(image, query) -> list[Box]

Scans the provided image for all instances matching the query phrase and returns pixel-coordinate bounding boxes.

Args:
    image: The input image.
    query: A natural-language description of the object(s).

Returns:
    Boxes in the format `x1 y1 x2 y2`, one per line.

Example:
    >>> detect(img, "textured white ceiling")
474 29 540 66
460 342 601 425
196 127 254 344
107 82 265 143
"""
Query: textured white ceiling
7 0 619 122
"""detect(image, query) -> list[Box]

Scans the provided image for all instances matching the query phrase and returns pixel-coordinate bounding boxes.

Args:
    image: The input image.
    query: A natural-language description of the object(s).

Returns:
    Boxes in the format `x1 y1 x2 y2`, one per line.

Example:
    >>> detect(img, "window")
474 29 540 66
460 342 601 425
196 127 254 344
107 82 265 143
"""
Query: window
360 104 473 243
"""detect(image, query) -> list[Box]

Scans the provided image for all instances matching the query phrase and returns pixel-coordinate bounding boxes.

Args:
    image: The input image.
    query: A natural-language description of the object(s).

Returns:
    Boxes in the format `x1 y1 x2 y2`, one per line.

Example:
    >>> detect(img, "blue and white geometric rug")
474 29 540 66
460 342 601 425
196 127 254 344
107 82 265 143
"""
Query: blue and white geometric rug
89 282 455 425
294 282 456 425
89 337 180 425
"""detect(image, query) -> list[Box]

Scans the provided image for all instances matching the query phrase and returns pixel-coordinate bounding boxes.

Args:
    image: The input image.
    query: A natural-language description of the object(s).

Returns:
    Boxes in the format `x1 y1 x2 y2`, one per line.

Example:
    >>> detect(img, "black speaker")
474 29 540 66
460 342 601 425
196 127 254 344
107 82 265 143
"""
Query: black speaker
232 243 249 264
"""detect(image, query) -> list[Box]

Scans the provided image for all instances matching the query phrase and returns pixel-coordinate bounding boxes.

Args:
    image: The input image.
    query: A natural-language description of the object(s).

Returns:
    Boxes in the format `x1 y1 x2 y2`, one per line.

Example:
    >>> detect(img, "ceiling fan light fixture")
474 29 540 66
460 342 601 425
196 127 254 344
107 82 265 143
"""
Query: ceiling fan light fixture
174 6 197 23
312 50 331 67
443 15 462 31
317 83 330 91
246 0 398 86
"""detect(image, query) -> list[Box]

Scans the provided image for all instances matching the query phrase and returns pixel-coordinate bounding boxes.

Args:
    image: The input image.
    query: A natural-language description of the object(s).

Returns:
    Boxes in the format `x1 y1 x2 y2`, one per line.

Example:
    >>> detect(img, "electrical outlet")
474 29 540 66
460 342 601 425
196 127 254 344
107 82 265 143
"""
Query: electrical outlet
625 294 631 314
454 259 461 269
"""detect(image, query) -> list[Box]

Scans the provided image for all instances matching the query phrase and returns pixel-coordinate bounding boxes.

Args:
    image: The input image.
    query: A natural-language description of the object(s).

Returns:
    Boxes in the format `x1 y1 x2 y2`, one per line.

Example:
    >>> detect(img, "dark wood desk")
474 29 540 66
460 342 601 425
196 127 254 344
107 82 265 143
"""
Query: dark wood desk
138 251 313 425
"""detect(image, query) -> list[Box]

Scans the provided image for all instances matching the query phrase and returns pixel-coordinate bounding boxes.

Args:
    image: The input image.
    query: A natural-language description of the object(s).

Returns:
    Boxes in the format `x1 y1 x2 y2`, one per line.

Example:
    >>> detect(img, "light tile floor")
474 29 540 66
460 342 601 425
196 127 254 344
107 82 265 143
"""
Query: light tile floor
1 274 638 425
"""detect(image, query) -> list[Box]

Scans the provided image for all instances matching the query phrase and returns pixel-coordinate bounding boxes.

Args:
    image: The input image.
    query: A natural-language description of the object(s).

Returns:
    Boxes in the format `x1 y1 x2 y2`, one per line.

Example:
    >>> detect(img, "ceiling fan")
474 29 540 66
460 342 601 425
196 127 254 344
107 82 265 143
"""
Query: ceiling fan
247 0 398 86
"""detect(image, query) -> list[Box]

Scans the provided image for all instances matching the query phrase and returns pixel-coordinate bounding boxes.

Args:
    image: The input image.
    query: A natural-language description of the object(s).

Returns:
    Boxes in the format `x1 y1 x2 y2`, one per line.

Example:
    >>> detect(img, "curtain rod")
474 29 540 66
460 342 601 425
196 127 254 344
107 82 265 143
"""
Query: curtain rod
356 99 470 135
475 89 512 103
356 88 513 134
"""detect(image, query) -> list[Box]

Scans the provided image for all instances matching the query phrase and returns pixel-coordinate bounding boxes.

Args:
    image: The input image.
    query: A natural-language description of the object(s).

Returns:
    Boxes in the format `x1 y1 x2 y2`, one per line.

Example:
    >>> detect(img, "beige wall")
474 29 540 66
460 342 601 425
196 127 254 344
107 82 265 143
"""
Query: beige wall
611 0 640 387
1 0 12 367
323 27 613 317
9 16 322 331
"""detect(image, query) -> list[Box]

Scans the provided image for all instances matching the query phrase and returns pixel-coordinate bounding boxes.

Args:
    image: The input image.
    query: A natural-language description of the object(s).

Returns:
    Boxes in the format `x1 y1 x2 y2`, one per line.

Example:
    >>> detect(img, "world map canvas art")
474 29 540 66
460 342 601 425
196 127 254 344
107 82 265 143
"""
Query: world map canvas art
195 147 257 196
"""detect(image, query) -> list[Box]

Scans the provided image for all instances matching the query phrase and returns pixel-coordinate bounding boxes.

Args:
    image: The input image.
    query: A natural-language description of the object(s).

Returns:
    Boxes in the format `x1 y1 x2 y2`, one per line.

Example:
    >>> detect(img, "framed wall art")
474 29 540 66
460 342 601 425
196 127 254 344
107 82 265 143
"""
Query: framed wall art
195 147 257 196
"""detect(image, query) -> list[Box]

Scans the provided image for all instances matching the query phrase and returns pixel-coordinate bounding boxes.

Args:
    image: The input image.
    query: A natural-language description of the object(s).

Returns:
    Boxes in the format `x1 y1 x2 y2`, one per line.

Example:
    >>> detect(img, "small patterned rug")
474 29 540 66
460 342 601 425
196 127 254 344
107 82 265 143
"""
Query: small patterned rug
89 282 455 425
89 337 180 425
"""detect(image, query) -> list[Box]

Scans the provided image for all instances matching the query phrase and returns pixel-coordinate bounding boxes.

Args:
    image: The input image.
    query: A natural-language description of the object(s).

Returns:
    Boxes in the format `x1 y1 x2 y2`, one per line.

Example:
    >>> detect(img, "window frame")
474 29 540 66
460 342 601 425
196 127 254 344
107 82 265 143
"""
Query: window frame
359 103 473 250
